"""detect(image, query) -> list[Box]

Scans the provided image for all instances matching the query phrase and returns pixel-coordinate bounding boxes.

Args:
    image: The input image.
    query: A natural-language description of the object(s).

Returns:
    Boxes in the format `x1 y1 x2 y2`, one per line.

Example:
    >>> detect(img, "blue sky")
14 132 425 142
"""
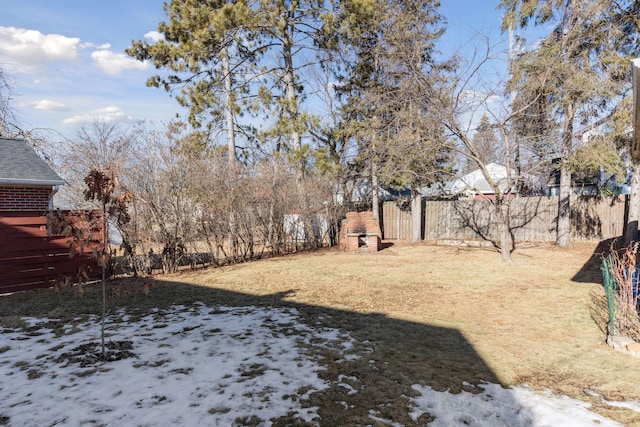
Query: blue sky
1 1 517 139
1 1 176 135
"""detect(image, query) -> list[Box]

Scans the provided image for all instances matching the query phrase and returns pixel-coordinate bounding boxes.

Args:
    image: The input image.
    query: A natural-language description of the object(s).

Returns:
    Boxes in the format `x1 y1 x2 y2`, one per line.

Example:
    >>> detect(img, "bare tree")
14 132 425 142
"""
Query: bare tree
119 123 197 273
59 120 138 209
0 67 19 138
428 39 553 261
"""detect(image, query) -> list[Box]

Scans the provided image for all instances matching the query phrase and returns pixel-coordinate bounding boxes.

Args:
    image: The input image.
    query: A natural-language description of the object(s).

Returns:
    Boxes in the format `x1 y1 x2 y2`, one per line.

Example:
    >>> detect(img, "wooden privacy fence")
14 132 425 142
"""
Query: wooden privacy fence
382 195 627 243
0 211 102 294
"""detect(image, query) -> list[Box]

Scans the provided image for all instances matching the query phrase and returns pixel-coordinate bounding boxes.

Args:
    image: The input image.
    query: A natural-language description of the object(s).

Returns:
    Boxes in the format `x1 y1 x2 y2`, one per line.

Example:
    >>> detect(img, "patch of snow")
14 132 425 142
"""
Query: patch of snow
337 374 359 395
0 304 337 426
368 410 405 427
410 383 623 427
585 389 640 414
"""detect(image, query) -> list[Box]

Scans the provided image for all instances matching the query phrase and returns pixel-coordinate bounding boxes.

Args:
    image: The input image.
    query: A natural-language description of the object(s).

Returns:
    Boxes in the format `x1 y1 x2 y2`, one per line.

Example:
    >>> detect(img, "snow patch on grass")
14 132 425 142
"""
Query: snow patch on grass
0 303 345 426
410 382 623 427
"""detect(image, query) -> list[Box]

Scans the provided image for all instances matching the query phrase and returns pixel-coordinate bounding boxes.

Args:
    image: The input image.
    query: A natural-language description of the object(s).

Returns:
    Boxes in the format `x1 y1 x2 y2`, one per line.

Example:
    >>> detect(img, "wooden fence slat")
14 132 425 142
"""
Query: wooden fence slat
382 195 629 244
0 227 50 238
0 210 102 293
0 253 79 273
0 239 75 253
0 253 73 268
1 281 55 294
0 216 47 226
1 259 98 281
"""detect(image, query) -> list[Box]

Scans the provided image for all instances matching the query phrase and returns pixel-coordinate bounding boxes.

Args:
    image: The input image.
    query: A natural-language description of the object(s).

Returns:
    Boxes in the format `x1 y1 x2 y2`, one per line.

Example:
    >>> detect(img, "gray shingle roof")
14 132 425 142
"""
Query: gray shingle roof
0 137 65 186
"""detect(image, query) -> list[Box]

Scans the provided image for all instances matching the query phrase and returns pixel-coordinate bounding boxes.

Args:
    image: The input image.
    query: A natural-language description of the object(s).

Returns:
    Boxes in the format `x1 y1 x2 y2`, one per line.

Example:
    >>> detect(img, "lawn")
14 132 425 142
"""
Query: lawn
2 242 640 426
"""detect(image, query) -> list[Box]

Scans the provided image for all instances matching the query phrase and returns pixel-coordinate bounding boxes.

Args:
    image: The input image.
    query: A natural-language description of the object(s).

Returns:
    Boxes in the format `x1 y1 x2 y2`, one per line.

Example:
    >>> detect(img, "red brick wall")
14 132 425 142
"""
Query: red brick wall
0 186 52 211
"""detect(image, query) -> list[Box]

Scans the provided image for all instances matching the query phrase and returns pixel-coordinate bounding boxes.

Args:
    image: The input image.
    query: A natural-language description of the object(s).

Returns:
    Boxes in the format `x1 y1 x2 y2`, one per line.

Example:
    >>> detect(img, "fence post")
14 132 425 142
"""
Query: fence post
601 256 616 336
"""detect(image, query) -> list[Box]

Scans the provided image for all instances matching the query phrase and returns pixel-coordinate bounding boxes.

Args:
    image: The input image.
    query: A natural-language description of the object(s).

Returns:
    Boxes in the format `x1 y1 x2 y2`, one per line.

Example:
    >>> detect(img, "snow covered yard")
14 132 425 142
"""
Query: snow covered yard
0 302 635 426
0 304 350 426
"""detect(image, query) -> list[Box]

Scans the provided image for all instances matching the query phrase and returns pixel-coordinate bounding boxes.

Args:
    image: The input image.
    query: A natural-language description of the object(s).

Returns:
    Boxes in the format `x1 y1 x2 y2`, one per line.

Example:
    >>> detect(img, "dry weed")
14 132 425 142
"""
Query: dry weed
603 243 640 340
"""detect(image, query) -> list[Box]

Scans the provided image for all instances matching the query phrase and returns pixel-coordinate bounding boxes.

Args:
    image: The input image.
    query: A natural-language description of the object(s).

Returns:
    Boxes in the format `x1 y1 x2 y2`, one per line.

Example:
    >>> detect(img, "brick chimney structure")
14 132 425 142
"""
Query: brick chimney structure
339 211 382 253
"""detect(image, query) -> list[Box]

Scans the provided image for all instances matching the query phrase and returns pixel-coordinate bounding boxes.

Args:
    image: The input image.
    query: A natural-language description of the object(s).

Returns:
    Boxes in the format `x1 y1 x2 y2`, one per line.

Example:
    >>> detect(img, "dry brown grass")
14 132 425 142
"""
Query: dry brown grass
3 241 640 425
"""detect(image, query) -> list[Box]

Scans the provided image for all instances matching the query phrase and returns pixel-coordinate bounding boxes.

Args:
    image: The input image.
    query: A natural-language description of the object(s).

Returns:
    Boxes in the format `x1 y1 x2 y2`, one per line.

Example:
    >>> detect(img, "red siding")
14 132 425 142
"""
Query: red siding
0 211 102 294
0 186 53 211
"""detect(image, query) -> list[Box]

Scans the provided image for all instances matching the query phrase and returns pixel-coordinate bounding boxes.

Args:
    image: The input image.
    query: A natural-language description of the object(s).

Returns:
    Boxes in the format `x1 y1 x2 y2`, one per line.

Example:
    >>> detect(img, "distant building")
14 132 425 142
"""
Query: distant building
547 158 629 196
423 163 545 200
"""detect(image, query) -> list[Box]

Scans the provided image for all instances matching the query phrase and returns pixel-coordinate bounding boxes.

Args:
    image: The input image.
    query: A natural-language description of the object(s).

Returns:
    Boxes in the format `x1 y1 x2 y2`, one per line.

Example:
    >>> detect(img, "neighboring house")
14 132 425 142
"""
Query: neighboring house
546 158 629 196
423 163 545 200
0 137 65 211
447 163 513 200
53 184 126 245
555 121 632 196
0 138 99 294
284 211 329 244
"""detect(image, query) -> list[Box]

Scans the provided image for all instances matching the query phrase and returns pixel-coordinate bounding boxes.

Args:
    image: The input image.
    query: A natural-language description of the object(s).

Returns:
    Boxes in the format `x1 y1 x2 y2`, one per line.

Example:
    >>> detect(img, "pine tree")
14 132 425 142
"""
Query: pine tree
127 0 257 165
336 0 450 241
500 0 633 246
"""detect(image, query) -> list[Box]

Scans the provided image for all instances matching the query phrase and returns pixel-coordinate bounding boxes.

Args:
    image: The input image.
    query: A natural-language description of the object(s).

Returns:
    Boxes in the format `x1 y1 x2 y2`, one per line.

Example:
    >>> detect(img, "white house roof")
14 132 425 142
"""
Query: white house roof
448 163 512 195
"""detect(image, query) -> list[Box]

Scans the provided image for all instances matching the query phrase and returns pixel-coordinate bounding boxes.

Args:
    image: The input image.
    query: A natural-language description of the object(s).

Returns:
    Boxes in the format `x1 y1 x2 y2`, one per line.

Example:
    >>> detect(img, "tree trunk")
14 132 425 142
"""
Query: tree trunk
266 159 279 253
228 170 240 263
228 210 238 263
509 24 522 194
371 161 380 224
495 199 513 262
556 102 574 247
625 163 640 245
411 188 422 243
557 166 571 247
101 204 107 357
222 47 236 166
281 18 301 153
280 14 314 249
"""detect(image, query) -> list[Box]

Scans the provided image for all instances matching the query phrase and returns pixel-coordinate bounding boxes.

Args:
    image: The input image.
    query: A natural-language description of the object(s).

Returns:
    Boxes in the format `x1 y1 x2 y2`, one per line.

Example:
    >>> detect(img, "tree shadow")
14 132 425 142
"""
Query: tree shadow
452 199 497 247
436 196 625 255
0 278 534 425
451 197 551 251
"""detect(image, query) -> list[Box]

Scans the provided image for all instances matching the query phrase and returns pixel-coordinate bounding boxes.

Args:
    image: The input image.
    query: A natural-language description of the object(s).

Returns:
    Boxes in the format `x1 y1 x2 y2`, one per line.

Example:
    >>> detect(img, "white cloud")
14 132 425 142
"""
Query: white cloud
0 26 81 73
91 49 150 75
81 42 111 50
144 31 163 42
33 99 71 112
62 105 127 125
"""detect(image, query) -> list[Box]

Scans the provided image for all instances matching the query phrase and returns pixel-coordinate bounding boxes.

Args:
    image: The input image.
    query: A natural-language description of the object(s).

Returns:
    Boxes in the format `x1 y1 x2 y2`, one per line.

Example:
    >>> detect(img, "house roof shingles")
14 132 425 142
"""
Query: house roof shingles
0 137 65 186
